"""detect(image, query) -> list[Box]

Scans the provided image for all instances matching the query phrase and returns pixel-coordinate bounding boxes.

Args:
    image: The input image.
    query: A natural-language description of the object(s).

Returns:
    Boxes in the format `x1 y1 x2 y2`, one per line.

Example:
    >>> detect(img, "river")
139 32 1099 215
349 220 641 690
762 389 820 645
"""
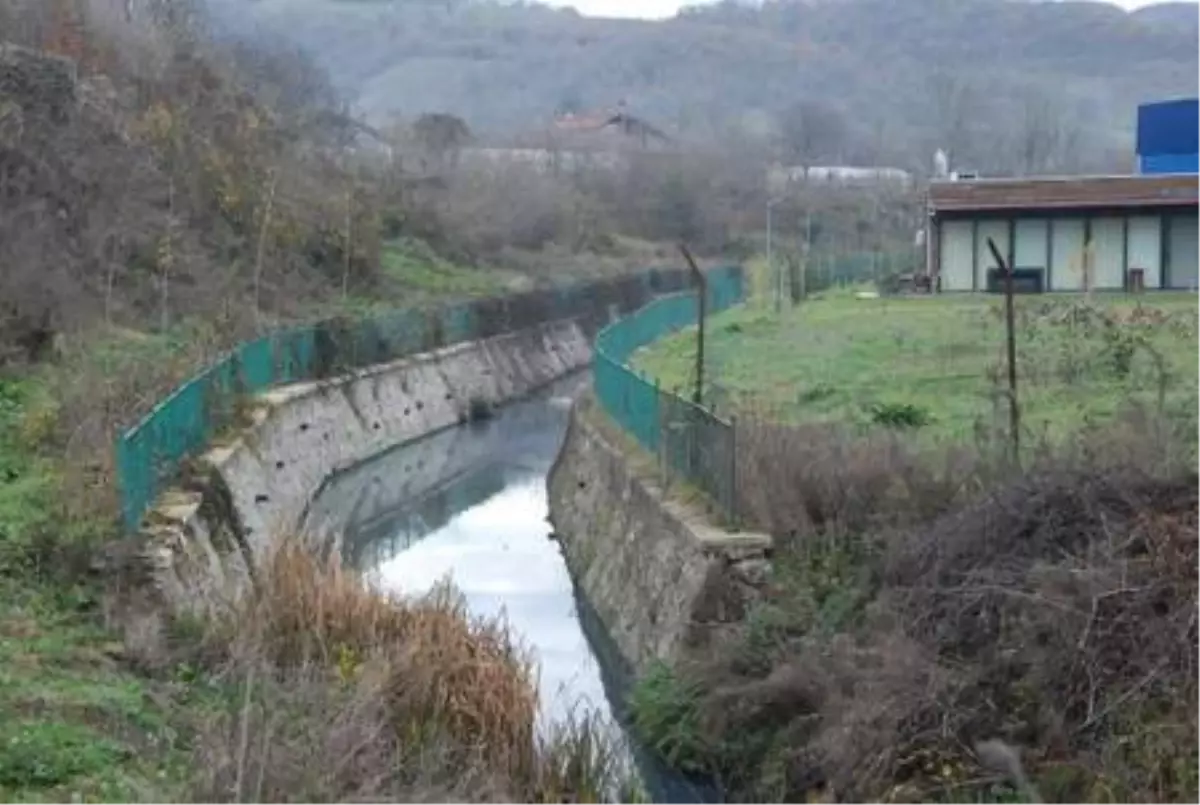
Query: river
303 373 716 803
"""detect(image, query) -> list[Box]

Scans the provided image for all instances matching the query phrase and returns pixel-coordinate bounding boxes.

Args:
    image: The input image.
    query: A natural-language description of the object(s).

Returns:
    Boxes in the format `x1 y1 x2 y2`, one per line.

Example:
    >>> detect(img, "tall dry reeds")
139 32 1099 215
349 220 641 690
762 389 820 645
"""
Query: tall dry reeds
188 540 634 803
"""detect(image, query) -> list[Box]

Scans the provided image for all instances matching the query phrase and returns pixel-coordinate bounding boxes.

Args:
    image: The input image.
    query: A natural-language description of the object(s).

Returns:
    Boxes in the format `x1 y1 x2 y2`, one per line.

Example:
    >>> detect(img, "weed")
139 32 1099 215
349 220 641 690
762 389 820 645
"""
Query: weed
0 721 126 792
628 662 708 776
797 383 836 405
868 401 933 429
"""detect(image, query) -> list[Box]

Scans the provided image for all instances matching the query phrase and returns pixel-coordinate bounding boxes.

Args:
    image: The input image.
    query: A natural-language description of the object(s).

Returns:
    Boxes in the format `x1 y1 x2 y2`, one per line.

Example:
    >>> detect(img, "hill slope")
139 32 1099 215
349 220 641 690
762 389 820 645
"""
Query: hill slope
206 0 1199 173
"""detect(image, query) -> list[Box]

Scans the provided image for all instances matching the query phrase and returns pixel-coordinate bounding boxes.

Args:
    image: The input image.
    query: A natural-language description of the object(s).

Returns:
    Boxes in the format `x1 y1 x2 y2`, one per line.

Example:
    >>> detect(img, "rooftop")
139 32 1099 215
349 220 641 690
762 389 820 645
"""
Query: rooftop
551 106 670 143
929 173 1198 214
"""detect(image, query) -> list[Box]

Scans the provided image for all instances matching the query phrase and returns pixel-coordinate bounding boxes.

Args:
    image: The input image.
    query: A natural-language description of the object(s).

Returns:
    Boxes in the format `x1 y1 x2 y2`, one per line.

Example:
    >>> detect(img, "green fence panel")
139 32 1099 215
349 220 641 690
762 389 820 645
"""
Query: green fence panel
117 266 738 533
275 327 316 384
590 264 746 522
238 337 275 392
116 422 153 534
439 303 476 348
372 309 425 360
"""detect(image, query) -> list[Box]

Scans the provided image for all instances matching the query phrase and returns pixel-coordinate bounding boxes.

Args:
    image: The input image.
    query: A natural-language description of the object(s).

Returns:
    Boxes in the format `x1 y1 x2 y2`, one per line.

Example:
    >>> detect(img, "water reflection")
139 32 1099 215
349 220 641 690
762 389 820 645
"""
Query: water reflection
366 467 611 724
306 375 612 726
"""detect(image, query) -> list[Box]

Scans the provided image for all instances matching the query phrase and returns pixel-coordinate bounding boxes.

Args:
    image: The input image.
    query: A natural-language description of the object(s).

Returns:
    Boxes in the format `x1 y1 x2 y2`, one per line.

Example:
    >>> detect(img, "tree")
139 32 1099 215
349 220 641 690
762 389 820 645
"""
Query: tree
778 100 849 170
1011 87 1079 176
412 112 472 171
926 70 981 173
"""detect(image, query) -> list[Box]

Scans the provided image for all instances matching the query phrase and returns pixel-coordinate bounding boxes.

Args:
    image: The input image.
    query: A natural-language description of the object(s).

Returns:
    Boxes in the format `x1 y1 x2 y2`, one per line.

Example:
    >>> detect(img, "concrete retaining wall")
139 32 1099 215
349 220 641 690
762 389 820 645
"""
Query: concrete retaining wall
547 395 772 674
139 317 592 618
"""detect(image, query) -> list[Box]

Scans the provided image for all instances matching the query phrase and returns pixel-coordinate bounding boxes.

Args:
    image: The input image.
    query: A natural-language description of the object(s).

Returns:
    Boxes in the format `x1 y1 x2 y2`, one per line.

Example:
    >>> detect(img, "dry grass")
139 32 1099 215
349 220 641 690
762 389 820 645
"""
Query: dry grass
186 540 634 803
734 417 990 541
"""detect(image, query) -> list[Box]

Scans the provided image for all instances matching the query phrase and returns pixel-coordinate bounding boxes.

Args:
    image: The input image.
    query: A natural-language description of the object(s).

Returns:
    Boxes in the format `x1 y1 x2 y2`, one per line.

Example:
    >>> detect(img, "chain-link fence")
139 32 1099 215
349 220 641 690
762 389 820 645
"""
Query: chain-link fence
116 267 705 533
592 265 745 523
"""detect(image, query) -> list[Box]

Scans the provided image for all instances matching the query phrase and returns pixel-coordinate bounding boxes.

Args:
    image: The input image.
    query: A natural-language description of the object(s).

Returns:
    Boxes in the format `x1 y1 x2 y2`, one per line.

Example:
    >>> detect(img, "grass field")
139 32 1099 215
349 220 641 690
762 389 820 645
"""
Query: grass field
632 288 1199 448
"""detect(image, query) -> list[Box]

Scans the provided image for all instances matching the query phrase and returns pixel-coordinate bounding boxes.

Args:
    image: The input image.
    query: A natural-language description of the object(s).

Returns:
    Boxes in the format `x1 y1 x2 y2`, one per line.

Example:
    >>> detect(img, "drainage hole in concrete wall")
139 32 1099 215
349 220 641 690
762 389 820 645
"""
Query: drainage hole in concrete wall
255 493 270 504
372 422 381 431
299 422 310 432
275 460 285 470
444 392 453 401
577 481 587 489
416 401 424 411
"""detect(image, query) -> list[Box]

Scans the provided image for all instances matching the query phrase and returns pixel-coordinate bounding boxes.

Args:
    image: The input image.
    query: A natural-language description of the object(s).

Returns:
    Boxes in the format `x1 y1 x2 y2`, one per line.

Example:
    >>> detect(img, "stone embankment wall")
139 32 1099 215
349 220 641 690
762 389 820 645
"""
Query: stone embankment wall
548 396 772 674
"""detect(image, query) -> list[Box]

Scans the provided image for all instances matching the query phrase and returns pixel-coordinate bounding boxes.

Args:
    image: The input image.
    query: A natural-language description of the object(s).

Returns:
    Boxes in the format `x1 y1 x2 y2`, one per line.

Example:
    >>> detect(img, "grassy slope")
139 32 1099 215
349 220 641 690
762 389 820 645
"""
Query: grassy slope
379 237 523 300
632 289 1199 446
0 378 191 802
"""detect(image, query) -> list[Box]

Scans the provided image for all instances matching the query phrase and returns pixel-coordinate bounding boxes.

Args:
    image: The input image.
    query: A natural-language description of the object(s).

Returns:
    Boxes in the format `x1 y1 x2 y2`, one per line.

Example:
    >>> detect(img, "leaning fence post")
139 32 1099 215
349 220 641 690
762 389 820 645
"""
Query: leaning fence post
986 236 1020 465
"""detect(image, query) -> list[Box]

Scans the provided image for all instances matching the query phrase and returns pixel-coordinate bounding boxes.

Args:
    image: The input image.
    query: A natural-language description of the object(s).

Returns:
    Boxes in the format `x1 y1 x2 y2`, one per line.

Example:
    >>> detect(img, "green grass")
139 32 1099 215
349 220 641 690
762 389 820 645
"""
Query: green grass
0 581 193 803
0 378 194 803
632 289 1199 447
380 237 520 300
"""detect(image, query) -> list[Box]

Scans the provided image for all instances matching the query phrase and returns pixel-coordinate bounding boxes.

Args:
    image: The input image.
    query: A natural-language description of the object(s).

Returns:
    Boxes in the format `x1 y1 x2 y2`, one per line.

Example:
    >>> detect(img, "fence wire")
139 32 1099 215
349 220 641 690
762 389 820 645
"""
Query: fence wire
592 266 745 523
116 267 710 532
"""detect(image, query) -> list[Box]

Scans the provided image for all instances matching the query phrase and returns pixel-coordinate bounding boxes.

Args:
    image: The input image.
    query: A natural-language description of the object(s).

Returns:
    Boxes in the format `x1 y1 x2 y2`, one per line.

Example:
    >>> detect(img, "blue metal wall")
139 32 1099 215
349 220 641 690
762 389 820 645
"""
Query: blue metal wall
1139 152 1199 175
1136 98 1198 174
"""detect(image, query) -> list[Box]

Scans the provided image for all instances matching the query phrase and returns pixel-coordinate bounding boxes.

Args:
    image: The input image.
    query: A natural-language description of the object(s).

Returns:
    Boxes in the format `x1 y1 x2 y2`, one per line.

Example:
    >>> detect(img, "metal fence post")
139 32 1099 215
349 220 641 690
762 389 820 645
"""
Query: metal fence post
728 413 738 527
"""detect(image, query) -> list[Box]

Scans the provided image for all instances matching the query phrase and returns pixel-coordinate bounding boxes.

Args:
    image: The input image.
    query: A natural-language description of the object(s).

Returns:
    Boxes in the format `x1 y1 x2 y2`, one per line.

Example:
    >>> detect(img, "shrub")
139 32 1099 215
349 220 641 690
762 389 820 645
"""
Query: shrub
645 411 1199 803
628 662 708 776
867 401 933 429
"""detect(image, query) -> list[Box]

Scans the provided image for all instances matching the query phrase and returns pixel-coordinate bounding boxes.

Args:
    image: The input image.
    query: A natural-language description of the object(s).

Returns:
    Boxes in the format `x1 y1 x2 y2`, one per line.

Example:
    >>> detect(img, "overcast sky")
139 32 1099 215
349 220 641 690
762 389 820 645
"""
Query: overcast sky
542 0 1170 20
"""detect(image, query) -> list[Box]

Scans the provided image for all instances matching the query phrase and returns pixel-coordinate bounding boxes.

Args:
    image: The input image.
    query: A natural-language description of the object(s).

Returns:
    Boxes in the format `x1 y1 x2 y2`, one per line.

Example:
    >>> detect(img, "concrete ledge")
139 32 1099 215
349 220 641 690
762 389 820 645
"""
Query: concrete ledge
140 317 593 617
548 393 772 673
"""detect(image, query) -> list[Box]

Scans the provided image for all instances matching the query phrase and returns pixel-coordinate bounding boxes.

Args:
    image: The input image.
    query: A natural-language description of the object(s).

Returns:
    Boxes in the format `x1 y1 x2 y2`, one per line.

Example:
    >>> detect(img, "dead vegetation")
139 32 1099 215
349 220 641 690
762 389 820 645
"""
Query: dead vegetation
182 541 635 803
634 408 1199 803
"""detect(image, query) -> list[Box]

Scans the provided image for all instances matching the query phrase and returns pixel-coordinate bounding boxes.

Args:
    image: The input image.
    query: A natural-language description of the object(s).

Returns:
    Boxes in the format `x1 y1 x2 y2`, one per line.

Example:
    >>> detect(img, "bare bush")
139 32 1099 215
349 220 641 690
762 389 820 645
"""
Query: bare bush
653 411 1199 803
863 467 1197 802
735 418 986 541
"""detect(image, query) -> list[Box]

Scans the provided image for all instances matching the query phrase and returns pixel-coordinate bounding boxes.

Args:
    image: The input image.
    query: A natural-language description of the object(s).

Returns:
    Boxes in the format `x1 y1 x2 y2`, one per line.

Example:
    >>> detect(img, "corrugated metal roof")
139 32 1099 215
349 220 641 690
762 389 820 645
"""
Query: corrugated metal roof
929 174 1198 213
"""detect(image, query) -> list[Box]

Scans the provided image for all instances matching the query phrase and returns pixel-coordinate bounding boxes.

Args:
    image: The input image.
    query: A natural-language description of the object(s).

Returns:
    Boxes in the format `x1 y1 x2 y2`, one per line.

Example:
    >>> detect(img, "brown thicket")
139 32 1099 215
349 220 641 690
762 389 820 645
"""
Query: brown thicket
664 409 1198 803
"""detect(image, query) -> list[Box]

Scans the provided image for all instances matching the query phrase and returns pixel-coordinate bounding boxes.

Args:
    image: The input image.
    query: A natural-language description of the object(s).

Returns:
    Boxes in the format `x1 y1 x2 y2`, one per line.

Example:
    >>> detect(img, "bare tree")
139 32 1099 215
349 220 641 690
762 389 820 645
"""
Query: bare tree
412 112 473 172
1012 88 1067 176
927 70 980 172
778 99 849 171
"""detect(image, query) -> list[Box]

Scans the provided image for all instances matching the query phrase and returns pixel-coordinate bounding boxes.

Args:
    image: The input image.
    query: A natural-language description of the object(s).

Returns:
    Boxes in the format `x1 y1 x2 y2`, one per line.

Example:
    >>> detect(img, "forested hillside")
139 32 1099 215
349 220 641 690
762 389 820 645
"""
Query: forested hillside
208 0 1199 174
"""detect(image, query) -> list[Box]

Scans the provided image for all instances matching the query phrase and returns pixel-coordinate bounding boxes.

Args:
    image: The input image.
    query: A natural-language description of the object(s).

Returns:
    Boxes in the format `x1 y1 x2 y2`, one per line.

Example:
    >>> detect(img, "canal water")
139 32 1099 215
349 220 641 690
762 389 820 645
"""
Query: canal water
303 373 717 802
